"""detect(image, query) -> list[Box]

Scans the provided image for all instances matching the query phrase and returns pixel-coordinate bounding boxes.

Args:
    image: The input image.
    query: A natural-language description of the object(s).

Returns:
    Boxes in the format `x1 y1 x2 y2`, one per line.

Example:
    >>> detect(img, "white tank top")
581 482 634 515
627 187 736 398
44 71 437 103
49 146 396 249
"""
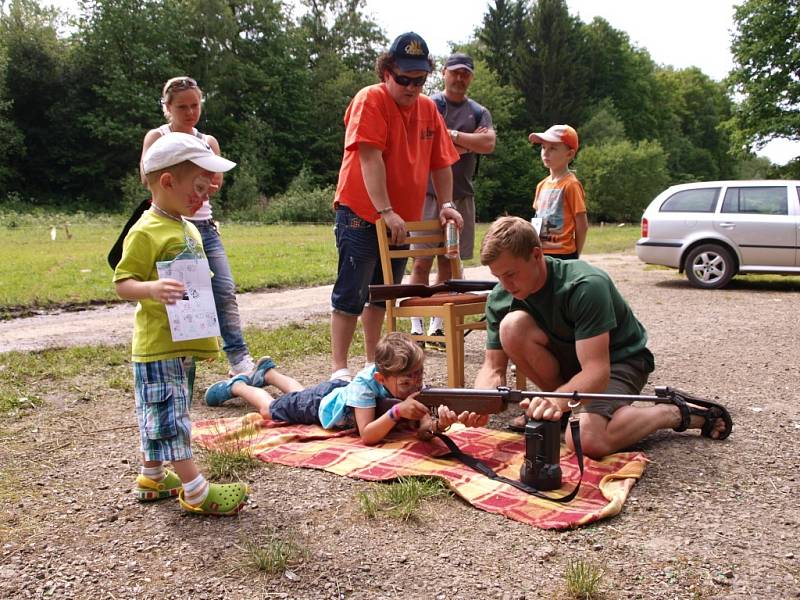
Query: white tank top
157 124 213 221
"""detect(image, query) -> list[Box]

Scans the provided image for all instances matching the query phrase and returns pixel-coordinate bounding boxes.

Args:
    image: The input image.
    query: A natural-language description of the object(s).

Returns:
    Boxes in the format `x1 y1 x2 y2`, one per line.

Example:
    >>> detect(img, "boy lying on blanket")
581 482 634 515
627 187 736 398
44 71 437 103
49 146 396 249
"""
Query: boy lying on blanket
204 332 486 445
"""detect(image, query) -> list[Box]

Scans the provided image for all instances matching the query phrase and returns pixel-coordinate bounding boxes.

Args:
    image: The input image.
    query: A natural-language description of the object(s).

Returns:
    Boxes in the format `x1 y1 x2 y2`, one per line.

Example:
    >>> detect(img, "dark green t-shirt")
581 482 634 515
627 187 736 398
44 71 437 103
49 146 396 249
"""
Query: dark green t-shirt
485 257 654 372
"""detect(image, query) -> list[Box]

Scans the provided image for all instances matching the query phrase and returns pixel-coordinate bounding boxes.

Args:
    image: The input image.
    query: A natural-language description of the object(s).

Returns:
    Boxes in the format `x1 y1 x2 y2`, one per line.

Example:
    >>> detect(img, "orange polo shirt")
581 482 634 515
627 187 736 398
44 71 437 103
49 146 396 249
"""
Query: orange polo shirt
334 84 459 223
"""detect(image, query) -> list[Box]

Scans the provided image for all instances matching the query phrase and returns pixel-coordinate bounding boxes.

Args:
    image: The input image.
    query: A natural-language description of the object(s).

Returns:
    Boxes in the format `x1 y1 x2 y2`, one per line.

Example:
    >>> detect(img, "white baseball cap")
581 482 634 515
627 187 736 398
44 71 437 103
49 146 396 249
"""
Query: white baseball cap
142 132 237 174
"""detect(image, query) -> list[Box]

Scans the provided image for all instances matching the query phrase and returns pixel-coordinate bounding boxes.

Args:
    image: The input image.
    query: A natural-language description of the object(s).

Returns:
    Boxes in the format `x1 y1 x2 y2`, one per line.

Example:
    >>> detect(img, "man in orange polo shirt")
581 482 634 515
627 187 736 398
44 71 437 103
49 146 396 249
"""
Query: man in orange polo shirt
329 32 462 382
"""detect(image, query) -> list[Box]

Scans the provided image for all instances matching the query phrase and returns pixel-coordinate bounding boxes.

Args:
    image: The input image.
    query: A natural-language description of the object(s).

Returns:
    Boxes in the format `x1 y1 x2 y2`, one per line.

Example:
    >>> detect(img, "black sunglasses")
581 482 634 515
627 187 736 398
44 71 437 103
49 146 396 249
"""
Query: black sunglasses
390 71 427 87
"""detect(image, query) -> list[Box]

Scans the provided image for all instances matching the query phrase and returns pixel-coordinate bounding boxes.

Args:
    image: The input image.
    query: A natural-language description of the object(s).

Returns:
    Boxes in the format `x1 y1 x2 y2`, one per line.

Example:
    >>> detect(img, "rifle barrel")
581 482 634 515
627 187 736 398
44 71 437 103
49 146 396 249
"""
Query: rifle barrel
420 386 680 405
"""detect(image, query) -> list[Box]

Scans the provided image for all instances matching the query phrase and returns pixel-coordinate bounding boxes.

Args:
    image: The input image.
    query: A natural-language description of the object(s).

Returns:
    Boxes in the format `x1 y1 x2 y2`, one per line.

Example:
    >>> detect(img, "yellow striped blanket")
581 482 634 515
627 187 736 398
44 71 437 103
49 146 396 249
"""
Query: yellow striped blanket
193 413 647 529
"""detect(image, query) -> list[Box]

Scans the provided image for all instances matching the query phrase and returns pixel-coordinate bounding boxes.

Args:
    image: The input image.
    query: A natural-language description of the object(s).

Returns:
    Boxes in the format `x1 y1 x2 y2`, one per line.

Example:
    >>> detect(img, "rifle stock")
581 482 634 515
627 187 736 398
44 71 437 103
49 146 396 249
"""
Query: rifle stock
369 279 496 303
416 387 509 415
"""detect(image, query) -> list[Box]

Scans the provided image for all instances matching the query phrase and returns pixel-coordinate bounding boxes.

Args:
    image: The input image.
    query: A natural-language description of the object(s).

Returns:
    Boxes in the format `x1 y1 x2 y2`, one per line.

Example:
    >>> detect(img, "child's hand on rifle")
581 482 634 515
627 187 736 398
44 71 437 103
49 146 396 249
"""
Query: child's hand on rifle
395 395 430 421
417 405 457 440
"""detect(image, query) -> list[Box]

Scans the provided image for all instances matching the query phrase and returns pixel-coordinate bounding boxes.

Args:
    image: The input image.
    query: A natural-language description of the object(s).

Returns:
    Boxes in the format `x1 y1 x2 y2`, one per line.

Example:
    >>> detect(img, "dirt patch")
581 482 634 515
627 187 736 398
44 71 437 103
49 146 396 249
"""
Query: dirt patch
2 254 799 599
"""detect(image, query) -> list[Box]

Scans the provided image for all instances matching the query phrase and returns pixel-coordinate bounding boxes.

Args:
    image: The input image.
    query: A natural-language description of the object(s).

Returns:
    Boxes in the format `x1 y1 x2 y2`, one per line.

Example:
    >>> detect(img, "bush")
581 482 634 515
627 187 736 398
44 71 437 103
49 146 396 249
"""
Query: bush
261 185 335 223
577 139 670 222
223 160 261 216
120 171 149 214
230 166 335 224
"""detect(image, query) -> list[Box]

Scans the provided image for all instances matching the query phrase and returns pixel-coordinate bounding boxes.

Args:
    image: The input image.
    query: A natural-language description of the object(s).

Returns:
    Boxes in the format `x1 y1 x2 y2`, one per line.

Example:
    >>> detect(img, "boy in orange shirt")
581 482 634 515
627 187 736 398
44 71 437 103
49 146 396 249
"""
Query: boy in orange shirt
528 125 588 260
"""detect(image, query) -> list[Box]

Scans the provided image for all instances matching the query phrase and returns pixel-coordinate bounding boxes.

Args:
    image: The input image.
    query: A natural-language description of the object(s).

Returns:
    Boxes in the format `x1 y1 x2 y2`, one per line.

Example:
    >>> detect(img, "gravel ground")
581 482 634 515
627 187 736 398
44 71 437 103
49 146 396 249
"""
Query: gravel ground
1 253 799 599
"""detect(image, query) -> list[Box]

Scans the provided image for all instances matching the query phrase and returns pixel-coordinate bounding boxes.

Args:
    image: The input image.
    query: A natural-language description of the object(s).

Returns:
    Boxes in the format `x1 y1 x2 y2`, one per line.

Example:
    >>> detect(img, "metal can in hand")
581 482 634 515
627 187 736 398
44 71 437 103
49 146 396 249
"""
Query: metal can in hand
445 220 459 259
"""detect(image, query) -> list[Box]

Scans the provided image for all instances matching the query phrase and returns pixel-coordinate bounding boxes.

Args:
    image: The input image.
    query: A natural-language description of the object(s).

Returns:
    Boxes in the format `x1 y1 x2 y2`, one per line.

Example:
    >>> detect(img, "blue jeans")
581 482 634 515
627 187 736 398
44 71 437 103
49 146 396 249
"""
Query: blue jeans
189 219 250 366
268 379 350 424
331 206 408 316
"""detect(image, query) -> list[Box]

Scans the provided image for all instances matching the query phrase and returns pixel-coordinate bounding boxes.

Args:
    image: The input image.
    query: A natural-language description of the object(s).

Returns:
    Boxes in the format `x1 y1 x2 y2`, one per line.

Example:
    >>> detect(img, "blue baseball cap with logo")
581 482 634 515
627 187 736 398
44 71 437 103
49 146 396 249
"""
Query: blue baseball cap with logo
388 32 432 73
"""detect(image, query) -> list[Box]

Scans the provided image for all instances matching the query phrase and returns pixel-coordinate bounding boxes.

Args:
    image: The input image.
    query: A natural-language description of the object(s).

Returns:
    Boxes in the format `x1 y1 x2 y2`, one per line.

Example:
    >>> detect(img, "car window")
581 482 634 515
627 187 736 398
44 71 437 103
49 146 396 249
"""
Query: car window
659 188 720 212
721 186 788 215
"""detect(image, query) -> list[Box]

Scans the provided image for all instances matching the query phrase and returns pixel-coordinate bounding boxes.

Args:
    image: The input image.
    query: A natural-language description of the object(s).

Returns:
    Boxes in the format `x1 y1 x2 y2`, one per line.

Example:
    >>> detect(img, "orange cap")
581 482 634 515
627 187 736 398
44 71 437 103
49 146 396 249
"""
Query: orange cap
528 124 579 150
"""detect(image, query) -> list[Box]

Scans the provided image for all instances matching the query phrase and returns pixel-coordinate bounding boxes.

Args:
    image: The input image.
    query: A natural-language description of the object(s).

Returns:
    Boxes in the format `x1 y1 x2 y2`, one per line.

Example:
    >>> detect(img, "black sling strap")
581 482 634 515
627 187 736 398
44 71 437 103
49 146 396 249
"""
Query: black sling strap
434 418 585 503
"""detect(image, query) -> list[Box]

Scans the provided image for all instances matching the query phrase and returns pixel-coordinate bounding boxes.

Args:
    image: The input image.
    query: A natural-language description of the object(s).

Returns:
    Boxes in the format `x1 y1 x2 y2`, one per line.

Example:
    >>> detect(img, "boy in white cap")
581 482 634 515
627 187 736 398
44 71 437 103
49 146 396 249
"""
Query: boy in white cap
113 132 249 516
528 124 588 260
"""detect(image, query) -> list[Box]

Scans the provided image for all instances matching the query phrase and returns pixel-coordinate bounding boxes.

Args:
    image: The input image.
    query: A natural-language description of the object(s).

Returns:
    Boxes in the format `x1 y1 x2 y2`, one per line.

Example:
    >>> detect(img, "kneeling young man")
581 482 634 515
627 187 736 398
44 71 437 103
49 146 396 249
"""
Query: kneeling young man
473 216 729 459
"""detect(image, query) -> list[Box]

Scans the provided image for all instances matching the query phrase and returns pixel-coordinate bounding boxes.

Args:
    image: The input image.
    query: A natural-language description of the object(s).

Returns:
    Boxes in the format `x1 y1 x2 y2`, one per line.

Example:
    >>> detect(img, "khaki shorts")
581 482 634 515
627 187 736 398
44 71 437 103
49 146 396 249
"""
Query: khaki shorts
572 357 651 420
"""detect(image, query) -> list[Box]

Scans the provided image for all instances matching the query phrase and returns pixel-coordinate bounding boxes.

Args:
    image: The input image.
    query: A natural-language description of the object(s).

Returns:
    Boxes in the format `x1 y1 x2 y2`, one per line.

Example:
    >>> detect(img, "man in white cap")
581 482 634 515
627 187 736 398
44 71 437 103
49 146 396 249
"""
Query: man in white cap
408 52 496 347
328 32 462 381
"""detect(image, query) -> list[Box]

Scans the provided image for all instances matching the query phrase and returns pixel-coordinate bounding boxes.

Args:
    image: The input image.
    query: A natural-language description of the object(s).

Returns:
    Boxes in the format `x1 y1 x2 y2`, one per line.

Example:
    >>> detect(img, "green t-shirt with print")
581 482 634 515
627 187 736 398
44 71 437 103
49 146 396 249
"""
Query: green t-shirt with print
485 257 654 371
112 210 220 363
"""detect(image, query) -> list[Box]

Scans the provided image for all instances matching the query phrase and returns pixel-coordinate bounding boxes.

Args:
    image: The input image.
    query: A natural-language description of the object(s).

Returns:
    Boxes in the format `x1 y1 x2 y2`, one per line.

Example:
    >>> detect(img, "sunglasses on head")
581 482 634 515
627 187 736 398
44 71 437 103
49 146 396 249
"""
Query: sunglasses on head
391 71 427 87
167 77 198 92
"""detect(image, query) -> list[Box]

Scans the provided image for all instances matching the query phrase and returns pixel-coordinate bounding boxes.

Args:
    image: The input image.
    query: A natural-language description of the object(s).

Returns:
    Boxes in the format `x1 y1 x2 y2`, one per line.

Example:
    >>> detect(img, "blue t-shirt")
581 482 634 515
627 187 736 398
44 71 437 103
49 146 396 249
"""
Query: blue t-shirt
318 365 391 429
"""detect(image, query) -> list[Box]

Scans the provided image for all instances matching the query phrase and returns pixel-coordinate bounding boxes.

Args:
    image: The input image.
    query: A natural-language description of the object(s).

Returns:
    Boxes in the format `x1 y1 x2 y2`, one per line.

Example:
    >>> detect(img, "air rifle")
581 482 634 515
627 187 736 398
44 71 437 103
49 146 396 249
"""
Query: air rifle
413 385 716 415
368 279 496 303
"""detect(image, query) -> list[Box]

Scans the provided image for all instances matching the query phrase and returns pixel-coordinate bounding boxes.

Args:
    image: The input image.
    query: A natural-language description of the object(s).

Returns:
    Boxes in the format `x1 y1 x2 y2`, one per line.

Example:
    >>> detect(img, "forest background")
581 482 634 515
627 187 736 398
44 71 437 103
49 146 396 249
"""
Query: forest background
0 0 798 224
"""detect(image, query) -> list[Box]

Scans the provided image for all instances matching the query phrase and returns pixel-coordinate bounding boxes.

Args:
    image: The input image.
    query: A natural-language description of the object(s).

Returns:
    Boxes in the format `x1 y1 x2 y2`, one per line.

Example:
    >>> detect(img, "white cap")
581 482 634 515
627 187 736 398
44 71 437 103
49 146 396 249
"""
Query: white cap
142 132 236 174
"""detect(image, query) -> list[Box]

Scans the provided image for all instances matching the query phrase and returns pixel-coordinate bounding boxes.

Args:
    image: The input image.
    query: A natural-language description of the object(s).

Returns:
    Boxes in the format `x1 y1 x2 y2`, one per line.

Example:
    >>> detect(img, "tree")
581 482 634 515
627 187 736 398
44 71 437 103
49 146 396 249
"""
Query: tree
578 140 669 222
295 0 386 184
582 17 661 141
729 0 800 152
515 0 589 128
579 99 626 147
1 0 71 199
478 0 527 87
0 9 25 193
654 67 736 182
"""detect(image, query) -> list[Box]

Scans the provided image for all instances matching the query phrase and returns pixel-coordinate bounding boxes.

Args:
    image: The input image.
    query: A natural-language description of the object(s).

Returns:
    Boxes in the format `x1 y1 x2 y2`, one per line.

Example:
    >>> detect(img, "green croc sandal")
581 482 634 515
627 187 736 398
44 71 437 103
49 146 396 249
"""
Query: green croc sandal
178 482 249 516
135 469 183 502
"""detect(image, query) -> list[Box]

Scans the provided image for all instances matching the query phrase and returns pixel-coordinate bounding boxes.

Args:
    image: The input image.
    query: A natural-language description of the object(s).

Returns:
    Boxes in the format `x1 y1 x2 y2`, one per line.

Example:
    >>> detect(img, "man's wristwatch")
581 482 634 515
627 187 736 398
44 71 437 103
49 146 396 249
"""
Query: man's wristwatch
440 202 455 212
450 130 460 142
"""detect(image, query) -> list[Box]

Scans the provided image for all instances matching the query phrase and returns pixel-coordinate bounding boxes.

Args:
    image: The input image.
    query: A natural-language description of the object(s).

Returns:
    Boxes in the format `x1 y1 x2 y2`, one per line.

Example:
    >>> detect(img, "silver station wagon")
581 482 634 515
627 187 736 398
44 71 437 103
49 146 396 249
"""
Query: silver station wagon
636 180 800 288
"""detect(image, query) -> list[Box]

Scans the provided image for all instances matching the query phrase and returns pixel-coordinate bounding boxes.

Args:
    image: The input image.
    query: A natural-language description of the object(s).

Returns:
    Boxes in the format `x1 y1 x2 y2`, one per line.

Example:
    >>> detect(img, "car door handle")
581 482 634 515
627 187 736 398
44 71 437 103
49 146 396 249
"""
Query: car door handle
718 222 736 229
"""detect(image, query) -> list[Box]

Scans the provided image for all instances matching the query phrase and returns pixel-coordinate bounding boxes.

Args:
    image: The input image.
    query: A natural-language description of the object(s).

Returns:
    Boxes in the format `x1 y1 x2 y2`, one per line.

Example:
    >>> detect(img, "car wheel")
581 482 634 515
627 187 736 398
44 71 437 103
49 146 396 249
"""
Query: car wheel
684 244 735 289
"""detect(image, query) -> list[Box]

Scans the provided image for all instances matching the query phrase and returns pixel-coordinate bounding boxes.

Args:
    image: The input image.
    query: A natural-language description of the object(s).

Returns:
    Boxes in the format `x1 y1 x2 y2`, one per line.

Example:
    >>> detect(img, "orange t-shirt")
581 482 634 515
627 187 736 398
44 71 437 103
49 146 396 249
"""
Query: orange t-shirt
533 172 586 255
334 84 459 223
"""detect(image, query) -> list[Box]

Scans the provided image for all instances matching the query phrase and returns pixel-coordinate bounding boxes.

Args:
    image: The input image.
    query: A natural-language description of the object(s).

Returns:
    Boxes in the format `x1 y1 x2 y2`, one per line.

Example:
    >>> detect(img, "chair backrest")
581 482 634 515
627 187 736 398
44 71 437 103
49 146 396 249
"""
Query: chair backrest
376 218 462 285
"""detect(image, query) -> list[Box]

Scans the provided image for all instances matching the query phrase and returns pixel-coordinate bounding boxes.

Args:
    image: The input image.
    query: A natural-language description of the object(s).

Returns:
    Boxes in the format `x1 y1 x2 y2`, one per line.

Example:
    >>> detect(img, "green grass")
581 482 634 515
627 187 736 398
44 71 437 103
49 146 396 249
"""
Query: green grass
0 320 359 418
0 344 130 414
199 422 261 480
0 216 640 314
0 222 340 314
564 559 604 599
357 476 449 521
236 533 308 574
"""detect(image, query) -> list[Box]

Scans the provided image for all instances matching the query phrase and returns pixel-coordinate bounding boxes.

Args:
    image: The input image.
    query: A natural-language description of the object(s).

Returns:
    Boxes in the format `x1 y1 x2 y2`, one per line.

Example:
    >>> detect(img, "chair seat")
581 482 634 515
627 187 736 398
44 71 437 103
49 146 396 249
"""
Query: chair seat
399 292 487 307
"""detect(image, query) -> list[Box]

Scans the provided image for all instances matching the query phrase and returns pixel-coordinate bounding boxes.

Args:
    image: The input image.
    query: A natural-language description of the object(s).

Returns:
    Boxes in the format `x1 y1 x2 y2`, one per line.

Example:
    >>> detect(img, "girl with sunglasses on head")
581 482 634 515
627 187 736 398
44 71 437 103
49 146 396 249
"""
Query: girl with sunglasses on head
139 76 256 379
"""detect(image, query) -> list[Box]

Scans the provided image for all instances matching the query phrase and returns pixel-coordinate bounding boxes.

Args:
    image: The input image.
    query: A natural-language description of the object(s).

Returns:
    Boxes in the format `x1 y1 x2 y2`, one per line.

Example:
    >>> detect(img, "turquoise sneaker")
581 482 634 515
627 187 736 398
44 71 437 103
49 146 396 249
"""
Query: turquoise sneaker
248 356 276 388
204 373 250 407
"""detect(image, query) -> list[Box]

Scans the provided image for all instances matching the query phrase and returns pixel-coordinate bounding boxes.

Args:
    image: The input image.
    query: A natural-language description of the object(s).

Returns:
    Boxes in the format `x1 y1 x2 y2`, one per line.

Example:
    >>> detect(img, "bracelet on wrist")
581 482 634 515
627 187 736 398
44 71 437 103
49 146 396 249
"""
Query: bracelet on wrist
439 202 455 212
388 405 399 422
377 206 393 215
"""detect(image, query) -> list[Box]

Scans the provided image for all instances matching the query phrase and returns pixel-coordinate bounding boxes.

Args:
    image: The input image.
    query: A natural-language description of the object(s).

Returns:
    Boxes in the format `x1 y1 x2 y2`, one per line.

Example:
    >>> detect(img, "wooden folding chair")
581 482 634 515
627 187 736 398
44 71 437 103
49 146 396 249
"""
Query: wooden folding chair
376 218 488 387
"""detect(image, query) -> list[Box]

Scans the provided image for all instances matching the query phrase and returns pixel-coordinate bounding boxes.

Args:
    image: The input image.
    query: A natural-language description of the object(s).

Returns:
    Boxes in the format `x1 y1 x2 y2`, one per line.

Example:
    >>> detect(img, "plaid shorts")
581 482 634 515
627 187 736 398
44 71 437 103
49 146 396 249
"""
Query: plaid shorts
133 358 193 462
